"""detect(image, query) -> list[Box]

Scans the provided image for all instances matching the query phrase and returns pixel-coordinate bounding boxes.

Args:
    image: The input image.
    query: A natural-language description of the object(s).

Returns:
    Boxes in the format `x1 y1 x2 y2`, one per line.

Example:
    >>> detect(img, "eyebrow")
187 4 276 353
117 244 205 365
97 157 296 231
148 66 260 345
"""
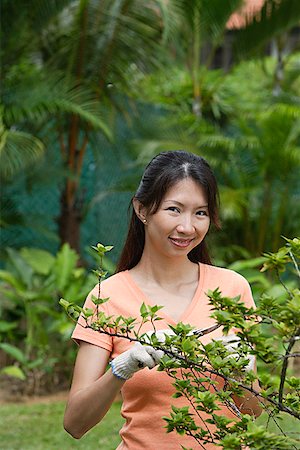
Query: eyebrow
163 200 208 208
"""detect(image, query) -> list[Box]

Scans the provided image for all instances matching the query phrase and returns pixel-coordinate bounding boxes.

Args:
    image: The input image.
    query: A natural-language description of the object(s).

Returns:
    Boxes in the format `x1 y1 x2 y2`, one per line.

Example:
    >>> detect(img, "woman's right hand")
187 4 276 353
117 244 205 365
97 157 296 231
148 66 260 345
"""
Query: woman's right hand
110 342 164 380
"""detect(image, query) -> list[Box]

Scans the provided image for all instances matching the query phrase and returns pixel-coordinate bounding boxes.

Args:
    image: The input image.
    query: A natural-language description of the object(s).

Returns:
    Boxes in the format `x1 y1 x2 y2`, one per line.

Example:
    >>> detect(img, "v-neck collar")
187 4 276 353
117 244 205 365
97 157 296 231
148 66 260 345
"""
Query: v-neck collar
122 263 205 325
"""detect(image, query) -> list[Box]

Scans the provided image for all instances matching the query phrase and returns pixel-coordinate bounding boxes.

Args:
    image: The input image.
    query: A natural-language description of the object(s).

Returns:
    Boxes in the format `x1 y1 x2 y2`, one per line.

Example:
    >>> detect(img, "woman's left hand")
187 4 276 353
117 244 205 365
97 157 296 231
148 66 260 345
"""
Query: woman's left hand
215 334 256 372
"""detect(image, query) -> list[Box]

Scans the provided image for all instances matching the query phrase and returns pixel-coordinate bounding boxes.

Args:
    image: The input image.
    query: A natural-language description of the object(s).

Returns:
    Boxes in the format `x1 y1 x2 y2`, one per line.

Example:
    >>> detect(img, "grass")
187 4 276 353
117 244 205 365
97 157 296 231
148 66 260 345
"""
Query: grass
0 400 124 450
0 399 299 449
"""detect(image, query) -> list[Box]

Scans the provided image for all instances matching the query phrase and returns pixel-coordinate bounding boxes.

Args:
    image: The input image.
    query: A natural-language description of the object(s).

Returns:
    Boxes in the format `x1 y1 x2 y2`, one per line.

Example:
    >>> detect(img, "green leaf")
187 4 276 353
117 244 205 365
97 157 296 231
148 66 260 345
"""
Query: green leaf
181 338 194 353
91 295 110 305
0 365 26 380
0 343 27 364
0 270 24 291
83 308 94 318
0 320 18 333
20 248 55 275
6 247 33 288
140 302 148 318
54 244 78 291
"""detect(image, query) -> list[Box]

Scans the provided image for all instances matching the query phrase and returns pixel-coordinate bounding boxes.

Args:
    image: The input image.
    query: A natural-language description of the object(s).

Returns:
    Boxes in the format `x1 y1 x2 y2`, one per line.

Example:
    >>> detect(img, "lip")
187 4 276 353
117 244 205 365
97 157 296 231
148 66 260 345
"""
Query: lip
169 237 194 248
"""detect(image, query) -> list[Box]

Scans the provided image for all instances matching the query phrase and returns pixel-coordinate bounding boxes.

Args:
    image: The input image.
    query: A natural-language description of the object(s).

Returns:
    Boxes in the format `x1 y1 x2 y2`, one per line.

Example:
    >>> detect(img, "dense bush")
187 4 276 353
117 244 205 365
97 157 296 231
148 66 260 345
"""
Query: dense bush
0 244 96 394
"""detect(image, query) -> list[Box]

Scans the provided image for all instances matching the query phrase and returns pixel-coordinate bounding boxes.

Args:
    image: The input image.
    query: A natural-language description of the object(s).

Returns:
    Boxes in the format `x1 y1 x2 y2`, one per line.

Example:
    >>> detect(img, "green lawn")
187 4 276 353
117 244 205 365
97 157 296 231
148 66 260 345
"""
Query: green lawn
0 400 124 450
0 400 299 449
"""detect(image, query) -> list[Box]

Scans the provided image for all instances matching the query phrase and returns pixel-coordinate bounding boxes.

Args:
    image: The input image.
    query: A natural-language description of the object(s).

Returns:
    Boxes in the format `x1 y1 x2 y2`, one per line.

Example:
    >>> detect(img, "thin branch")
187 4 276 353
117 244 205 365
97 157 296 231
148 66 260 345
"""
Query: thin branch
288 249 300 279
279 327 300 404
178 367 216 439
280 353 300 359
276 267 293 299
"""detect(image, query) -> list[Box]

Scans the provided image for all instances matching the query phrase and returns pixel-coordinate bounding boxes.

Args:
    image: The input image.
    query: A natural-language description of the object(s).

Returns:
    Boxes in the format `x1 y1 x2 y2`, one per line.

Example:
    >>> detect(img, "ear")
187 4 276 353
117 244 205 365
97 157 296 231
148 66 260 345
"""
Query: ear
132 198 147 223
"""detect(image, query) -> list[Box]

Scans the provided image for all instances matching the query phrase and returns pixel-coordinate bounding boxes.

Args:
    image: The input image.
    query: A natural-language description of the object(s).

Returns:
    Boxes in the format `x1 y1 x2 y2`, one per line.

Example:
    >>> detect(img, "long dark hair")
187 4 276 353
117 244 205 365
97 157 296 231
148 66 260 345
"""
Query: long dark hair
116 150 220 272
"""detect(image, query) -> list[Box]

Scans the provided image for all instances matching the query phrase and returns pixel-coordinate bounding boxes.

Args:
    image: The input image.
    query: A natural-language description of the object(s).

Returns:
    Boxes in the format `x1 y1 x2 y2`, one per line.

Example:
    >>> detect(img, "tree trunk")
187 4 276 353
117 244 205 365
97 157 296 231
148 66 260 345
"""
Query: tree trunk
57 184 81 254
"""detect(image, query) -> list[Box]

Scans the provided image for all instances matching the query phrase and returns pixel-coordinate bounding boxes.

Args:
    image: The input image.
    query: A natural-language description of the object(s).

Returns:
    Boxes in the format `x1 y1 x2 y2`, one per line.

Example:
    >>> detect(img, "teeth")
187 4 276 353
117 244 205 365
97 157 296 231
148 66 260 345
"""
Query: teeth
171 239 191 242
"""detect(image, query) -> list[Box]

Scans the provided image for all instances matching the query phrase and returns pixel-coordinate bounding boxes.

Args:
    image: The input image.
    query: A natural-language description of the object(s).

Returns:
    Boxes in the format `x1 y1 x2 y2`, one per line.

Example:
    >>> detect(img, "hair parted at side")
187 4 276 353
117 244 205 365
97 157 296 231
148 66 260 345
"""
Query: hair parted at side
116 150 220 272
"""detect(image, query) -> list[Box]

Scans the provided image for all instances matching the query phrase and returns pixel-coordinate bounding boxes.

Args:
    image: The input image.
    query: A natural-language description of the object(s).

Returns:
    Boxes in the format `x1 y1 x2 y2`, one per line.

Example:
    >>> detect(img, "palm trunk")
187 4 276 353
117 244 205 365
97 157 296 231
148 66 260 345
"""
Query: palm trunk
58 182 81 254
57 3 88 255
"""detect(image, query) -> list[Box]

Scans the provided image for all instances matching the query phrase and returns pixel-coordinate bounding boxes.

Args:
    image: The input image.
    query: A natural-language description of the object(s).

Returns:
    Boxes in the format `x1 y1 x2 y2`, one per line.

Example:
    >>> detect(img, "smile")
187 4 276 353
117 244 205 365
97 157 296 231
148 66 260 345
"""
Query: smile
169 237 194 248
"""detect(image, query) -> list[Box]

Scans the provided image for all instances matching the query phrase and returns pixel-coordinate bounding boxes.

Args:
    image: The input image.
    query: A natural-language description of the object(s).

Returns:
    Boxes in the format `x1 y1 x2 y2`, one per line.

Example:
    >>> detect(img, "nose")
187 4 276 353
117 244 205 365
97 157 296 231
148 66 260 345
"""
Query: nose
176 215 195 234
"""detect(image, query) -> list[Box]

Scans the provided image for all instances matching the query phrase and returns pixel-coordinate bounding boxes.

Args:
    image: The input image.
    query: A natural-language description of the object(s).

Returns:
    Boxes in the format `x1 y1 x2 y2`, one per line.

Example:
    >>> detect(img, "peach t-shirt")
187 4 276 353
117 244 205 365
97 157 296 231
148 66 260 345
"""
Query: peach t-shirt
72 263 256 450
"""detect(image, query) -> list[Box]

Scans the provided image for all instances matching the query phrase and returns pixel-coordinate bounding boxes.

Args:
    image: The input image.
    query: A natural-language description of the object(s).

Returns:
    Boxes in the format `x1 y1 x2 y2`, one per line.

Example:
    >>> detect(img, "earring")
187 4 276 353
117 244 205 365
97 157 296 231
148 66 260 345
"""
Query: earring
143 219 147 224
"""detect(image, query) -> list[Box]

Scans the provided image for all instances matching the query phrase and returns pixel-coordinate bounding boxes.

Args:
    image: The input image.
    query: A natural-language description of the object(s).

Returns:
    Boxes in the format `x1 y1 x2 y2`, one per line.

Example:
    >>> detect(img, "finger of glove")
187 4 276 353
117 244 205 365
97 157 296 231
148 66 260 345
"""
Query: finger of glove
245 354 256 372
143 329 175 344
130 345 157 370
145 346 164 365
218 335 240 352
220 334 240 345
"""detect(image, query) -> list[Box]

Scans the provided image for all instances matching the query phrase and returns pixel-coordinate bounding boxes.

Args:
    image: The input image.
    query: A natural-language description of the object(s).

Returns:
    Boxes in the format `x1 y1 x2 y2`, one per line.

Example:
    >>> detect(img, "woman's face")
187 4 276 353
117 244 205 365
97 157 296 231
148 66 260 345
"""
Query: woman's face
143 177 210 260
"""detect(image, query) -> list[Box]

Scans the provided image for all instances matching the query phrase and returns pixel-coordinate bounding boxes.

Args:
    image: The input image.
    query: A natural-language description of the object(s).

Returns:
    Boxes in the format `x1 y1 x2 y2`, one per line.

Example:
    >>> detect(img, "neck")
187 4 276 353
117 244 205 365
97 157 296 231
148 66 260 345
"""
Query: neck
132 248 198 287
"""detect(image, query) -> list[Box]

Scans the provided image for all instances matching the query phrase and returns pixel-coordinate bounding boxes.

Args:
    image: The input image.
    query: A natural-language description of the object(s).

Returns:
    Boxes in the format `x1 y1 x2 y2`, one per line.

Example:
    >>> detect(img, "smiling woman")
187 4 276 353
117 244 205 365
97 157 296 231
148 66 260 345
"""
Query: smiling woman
64 150 262 449
118 150 221 271
133 177 210 259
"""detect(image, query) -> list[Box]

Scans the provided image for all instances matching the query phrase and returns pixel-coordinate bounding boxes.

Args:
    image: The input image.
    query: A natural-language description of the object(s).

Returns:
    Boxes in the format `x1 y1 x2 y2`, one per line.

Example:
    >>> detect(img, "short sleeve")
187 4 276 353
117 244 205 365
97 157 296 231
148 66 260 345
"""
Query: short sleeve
228 275 257 337
71 284 113 353
240 277 256 310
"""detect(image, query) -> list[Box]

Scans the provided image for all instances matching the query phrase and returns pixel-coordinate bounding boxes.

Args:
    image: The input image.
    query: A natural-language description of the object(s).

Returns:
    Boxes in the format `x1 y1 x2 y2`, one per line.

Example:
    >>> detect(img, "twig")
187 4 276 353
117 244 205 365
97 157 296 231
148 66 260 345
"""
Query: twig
279 327 300 404
288 249 300 279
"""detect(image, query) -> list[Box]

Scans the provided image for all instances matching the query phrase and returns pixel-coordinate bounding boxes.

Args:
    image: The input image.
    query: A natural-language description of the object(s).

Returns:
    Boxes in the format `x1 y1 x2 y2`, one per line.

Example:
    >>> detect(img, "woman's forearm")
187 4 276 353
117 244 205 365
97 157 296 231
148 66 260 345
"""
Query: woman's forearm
232 380 263 418
64 369 125 439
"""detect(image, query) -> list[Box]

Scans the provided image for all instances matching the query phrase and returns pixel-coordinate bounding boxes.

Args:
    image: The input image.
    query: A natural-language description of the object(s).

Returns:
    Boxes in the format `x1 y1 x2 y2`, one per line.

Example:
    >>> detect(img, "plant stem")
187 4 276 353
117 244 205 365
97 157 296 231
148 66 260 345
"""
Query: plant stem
278 327 300 404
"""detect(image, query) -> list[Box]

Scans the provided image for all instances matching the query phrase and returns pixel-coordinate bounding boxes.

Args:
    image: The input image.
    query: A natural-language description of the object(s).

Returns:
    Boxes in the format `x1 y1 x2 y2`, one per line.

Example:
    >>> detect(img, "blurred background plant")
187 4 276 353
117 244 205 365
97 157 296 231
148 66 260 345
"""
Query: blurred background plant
0 244 96 394
1 0 300 396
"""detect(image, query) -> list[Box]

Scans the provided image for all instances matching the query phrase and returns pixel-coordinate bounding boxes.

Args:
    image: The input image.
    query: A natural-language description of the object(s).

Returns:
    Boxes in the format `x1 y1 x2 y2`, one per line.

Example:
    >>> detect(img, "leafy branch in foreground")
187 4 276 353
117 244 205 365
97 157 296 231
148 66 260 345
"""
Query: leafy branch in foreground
60 238 300 449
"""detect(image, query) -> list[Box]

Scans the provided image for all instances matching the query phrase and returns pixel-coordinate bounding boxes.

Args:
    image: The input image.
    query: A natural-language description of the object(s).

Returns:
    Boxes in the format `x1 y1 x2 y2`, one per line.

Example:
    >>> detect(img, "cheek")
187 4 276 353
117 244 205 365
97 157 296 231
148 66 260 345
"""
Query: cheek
200 218 210 234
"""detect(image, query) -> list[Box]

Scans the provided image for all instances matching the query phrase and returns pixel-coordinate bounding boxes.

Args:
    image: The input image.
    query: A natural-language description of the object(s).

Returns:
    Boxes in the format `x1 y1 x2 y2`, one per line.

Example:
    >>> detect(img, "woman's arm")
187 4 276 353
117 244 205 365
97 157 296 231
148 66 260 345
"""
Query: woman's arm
232 378 263 418
63 341 125 439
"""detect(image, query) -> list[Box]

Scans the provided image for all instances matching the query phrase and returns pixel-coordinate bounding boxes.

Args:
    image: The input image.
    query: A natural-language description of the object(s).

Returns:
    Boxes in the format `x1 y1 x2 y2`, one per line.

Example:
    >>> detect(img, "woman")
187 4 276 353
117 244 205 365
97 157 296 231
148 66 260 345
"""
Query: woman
64 150 262 449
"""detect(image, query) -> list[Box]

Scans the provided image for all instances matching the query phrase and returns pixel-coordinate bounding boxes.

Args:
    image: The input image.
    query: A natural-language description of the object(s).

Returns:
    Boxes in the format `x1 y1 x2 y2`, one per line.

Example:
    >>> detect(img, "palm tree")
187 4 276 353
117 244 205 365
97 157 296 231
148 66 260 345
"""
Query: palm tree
159 0 244 118
199 103 300 255
1 0 166 253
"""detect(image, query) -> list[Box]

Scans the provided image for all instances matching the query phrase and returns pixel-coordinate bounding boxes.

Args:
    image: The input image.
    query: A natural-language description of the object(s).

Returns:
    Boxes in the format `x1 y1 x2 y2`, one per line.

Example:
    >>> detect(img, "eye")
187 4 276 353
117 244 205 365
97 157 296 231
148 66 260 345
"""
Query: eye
166 206 180 213
196 210 208 216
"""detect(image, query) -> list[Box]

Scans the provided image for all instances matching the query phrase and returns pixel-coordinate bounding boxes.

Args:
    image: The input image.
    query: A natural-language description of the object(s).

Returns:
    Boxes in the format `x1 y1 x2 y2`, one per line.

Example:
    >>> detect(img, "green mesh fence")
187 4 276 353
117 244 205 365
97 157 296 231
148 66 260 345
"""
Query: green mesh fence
1 133 139 267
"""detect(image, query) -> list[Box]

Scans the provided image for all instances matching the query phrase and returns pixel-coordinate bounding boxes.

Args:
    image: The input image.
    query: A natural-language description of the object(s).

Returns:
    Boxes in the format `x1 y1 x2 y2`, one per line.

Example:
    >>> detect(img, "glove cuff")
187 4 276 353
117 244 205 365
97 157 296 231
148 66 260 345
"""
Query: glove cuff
110 354 133 381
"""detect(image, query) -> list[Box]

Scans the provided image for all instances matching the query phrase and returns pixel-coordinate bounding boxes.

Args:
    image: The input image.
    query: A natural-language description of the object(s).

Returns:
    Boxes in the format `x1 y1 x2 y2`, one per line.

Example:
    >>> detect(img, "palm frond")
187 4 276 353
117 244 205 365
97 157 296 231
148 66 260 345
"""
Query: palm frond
266 103 300 120
31 0 75 31
234 0 300 58
161 0 243 47
200 0 243 45
219 186 249 220
45 0 165 88
198 134 260 152
3 71 112 139
0 123 45 178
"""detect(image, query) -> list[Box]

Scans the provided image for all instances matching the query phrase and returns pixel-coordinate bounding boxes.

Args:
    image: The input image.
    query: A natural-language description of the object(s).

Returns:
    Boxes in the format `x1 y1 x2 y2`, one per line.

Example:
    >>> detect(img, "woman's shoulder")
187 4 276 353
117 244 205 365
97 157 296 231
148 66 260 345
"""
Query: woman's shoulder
201 263 249 286
101 270 127 289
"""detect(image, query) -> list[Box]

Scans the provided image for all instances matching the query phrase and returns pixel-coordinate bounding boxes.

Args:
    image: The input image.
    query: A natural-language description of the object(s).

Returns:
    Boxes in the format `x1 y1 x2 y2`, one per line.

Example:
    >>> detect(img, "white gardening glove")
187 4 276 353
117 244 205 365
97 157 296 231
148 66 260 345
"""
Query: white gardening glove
142 328 175 345
110 342 164 381
216 334 256 372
